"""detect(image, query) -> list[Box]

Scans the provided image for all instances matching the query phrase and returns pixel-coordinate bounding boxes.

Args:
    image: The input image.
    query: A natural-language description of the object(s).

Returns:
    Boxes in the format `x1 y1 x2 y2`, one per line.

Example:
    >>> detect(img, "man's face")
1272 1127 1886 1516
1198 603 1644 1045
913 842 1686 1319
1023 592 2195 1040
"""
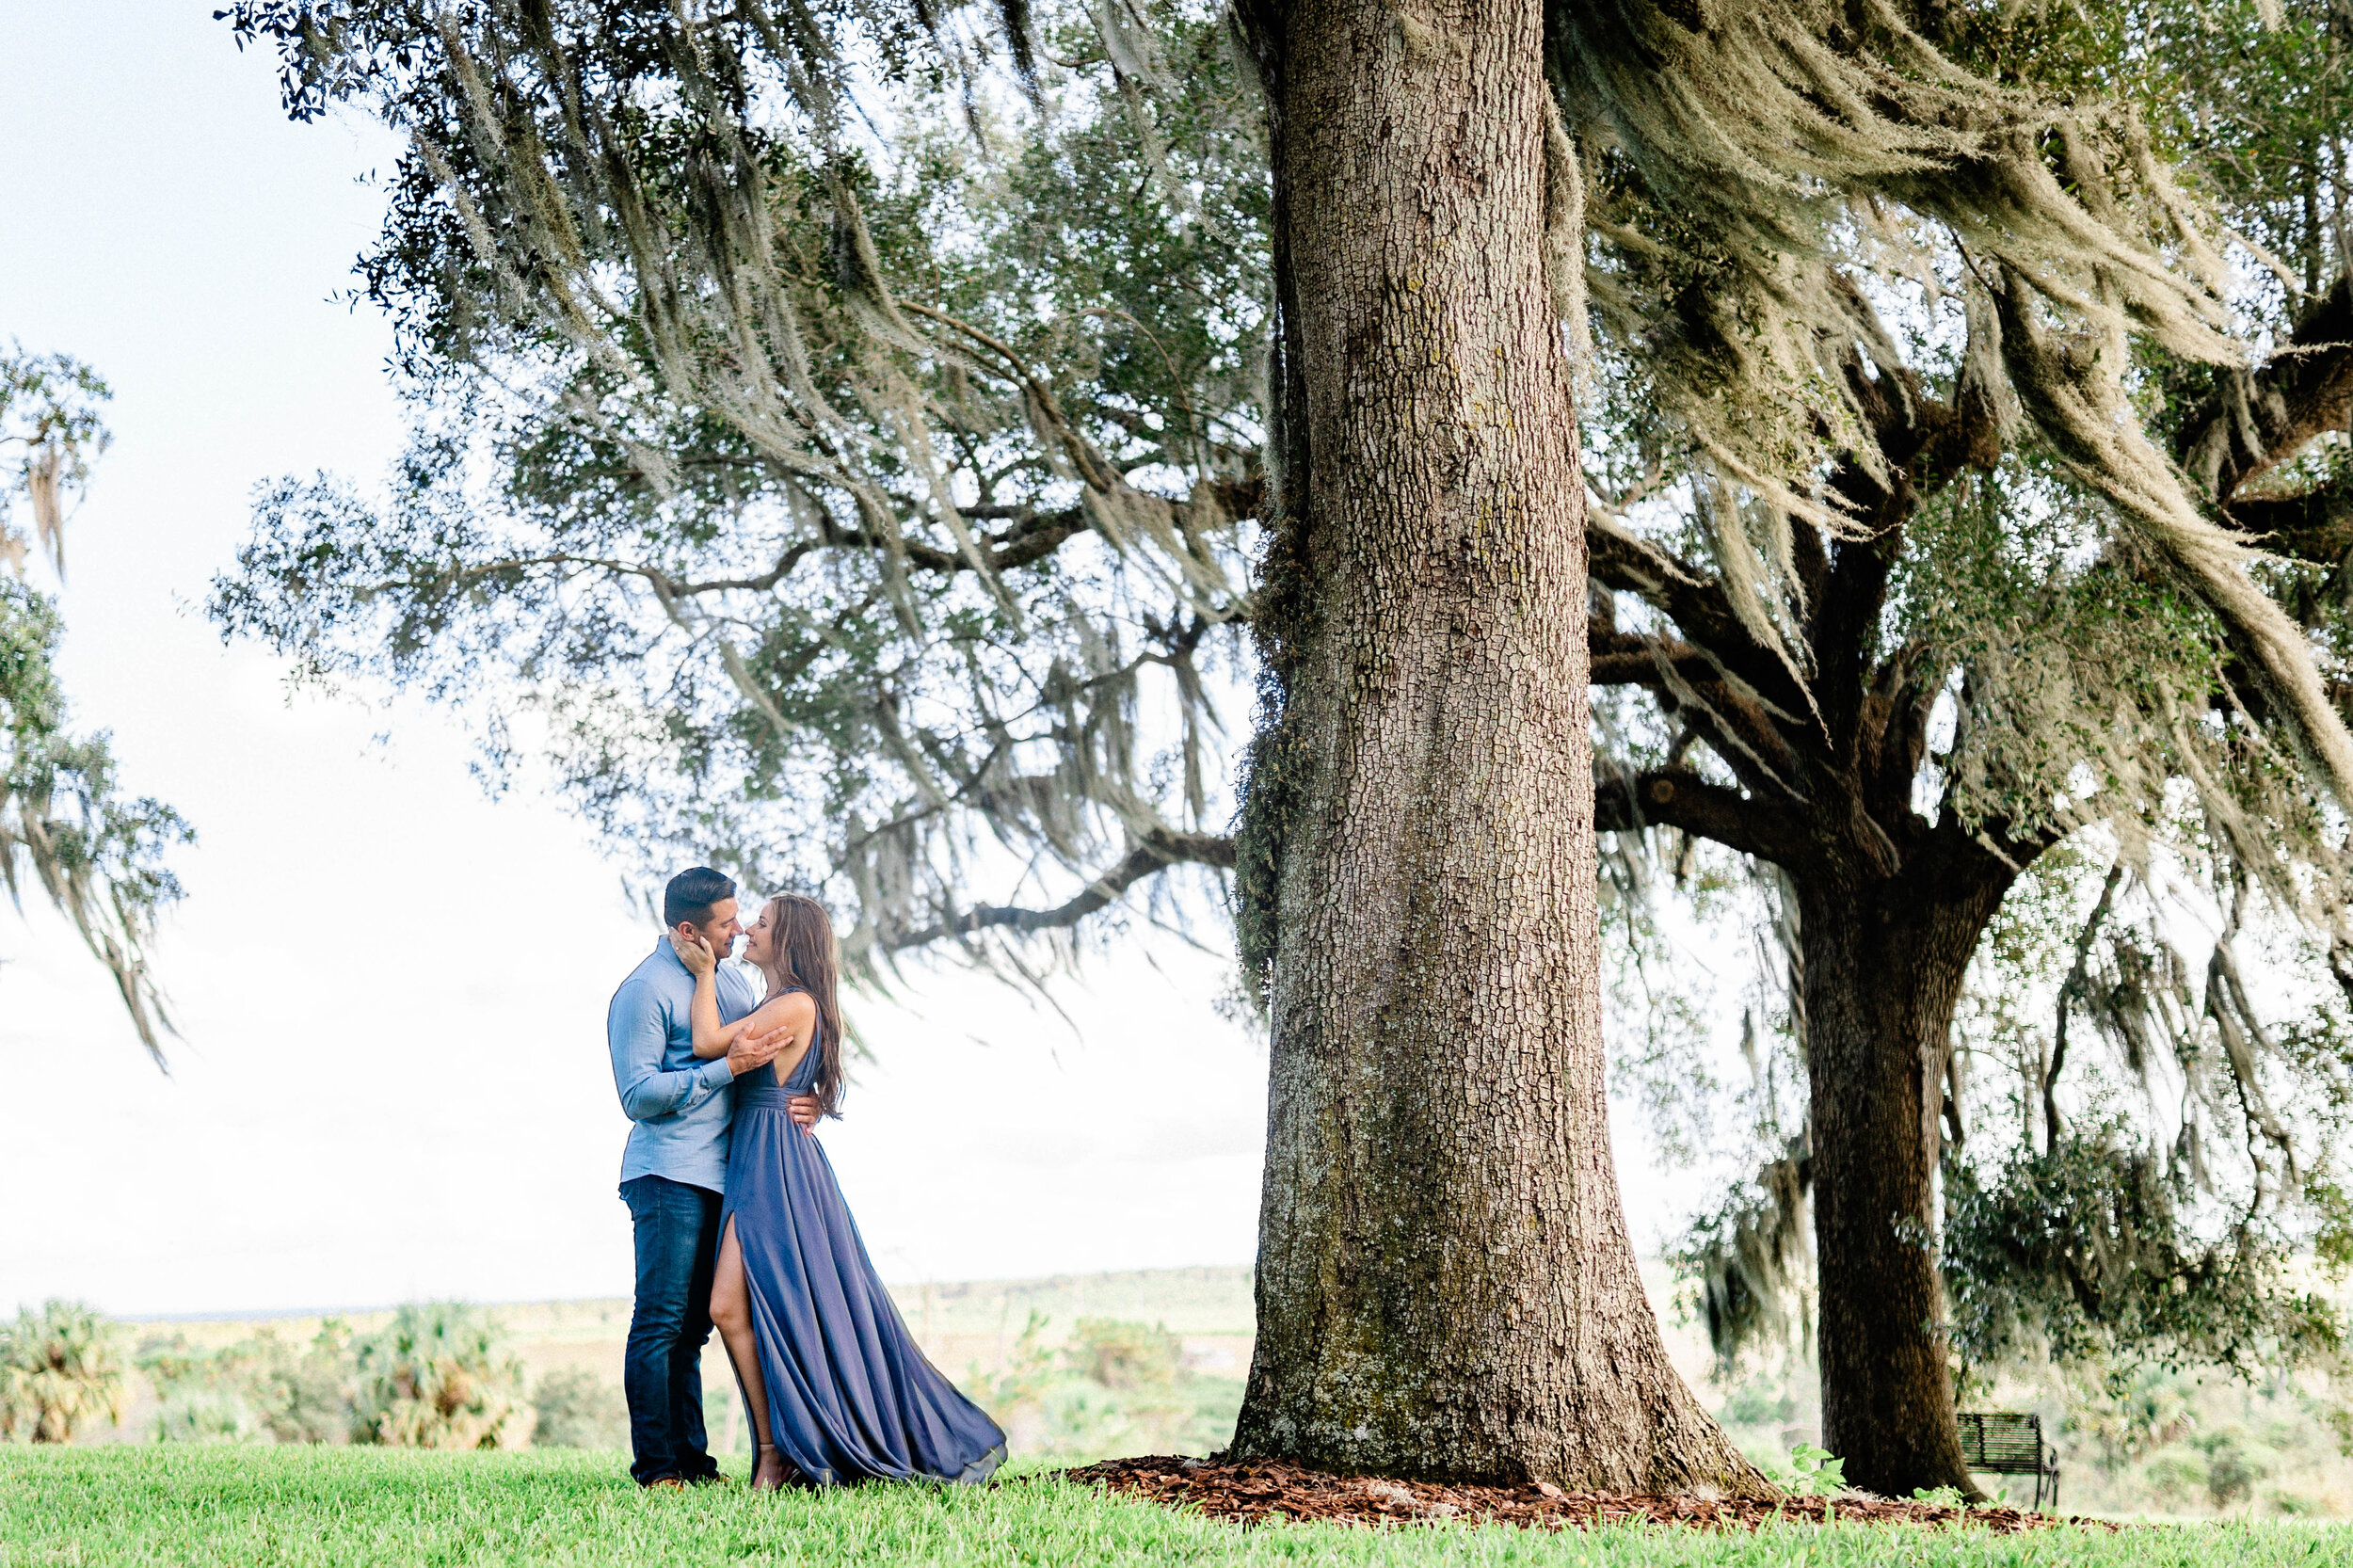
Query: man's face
680 898 743 962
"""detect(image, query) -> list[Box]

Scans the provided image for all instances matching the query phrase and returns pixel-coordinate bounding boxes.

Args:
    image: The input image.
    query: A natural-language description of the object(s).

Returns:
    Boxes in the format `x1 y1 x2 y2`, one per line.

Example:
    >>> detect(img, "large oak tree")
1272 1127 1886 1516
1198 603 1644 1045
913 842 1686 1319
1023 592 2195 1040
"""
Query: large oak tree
215 0 1763 1489
213 0 2353 1492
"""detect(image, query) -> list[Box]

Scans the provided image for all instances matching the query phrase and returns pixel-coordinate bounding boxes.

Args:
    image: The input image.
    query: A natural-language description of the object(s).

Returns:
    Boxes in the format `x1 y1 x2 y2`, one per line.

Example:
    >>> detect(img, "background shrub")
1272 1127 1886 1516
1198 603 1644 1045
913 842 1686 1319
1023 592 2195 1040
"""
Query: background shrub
530 1368 627 1450
1065 1320 1182 1391
0 1301 124 1443
152 1389 272 1445
138 1321 356 1445
348 1303 526 1449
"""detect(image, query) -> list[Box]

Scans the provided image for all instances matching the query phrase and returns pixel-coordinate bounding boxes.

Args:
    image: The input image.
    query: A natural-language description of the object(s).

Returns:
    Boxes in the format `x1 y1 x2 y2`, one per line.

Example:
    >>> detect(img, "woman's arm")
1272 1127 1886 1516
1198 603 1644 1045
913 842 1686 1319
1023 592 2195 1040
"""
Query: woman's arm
677 936 753 1060
703 991 813 1067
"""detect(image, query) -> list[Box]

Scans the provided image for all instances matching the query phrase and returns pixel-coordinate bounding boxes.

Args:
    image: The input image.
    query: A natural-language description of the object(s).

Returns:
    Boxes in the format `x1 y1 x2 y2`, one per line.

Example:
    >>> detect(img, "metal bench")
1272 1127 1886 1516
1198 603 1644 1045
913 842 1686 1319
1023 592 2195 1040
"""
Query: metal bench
1956 1412 2061 1511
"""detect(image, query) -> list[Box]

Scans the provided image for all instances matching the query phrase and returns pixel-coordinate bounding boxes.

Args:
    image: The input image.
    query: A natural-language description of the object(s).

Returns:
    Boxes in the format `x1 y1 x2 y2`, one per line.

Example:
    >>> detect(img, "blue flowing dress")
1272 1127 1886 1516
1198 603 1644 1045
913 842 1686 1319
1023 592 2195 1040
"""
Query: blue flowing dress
722 999 1006 1486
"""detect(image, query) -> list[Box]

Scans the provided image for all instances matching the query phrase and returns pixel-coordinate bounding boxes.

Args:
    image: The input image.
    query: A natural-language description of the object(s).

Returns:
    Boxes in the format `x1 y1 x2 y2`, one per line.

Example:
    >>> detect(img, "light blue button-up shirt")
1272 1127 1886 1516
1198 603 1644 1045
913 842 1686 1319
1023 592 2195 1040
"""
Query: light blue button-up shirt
608 936 760 1193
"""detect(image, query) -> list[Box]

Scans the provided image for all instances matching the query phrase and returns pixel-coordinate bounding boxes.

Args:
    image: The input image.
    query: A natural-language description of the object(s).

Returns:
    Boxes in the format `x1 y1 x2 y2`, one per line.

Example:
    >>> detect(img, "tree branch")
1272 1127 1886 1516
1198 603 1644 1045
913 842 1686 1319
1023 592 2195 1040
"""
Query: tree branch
1806 339 1971 763
1586 523 1812 719
1593 767 1806 867
424 504 1094 603
833 506 1093 577
2224 472 2353 566
2179 274 2353 504
1590 621 1807 802
879 829 1235 952
1588 628 1724 687
1859 643 1939 832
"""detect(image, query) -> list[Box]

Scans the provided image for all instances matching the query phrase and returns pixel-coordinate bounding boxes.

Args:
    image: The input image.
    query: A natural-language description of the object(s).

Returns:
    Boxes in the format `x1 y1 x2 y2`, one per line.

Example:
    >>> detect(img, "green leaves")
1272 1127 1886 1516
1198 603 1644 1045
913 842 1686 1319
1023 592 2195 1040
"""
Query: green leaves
1944 1125 2345 1393
209 1 1265 978
1750 1443 1848 1496
0 1300 126 1445
1 344 187 1063
0 344 109 579
348 1303 528 1450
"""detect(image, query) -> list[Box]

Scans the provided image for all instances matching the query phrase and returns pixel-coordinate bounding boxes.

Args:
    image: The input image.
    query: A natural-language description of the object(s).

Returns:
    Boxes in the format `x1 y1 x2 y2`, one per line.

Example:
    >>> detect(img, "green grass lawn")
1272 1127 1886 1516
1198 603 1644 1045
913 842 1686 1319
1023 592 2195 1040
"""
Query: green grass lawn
1 1448 2344 1568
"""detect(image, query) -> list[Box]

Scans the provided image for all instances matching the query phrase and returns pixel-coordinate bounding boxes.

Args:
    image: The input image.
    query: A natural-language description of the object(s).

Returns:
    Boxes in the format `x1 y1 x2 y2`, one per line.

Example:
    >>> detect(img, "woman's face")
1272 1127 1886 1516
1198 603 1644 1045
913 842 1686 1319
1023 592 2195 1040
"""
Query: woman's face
742 903 776 968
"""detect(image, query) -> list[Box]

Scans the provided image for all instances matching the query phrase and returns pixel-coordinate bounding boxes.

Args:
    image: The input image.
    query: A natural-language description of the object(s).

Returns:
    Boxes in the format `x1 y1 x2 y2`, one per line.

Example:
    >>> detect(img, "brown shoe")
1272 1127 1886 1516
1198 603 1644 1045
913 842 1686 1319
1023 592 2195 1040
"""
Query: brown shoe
644 1477 687 1491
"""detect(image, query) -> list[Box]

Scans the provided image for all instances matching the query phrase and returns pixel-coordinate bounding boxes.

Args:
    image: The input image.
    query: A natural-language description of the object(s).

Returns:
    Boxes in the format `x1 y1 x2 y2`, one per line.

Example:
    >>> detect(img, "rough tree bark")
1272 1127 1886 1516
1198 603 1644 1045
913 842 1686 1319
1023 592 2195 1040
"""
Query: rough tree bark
1799 849 2013 1498
1226 0 1766 1491
1598 717 2030 1499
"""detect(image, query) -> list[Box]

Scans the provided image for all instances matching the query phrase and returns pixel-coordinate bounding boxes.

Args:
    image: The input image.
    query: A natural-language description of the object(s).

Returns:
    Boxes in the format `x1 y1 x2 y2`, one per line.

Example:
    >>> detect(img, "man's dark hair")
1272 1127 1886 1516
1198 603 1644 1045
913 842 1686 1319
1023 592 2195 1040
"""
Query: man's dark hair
663 867 736 929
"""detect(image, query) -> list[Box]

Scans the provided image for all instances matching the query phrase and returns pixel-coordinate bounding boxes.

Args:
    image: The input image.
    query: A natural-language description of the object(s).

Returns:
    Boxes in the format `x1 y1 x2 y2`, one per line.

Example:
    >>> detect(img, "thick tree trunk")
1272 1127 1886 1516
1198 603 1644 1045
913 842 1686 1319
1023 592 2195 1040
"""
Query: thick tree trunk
1800 859 2009 1498
1228 0 1763 1491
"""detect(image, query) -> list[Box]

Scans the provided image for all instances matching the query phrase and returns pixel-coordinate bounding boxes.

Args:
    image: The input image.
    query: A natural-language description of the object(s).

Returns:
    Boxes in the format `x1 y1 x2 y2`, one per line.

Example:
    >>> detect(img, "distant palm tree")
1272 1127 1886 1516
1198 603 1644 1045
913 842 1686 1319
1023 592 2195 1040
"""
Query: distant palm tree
0 1300 125 1442
349 1303 526 1449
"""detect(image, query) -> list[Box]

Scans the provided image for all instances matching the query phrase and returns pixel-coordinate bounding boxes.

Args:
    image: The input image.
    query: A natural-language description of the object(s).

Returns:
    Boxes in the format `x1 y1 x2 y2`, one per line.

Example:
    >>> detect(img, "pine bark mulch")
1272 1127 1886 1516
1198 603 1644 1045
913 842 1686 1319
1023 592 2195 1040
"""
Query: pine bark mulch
1054 1454 2109 1534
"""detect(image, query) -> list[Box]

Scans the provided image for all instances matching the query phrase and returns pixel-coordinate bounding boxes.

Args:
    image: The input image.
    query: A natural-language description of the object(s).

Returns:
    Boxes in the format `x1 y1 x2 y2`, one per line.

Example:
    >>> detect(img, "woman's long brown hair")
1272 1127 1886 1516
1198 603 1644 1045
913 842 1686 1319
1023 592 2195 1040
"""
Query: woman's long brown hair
757 893 845 1117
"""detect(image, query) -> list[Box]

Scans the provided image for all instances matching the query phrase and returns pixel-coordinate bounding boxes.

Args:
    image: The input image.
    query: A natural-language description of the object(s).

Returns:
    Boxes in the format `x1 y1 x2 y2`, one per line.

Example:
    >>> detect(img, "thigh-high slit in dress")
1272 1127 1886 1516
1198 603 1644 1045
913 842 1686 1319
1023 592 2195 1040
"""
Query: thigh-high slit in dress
721 1002 1007 1485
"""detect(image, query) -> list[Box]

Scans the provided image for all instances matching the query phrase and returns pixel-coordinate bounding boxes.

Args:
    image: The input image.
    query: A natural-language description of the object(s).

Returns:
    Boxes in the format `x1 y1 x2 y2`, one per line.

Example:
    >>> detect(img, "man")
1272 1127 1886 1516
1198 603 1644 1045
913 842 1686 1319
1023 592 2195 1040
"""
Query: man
607 866 818 1487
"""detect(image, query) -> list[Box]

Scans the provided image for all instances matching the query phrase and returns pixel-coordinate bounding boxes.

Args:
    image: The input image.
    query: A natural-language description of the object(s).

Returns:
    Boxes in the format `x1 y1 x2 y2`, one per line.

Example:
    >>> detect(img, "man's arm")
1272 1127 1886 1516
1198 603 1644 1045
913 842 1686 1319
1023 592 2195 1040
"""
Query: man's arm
608 981 735 1121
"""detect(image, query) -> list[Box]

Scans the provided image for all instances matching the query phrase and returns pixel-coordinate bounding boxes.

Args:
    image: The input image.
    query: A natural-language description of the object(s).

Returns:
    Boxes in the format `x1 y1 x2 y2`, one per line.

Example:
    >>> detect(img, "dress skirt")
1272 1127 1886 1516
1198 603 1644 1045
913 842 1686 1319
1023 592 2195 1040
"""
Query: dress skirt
720 1062 1006 1486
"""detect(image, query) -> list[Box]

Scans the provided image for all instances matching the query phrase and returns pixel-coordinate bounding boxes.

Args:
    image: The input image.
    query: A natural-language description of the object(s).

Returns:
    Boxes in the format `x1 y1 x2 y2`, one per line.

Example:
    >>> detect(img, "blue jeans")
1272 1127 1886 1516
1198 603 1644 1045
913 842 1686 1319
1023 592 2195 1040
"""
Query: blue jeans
620 1175 724 1484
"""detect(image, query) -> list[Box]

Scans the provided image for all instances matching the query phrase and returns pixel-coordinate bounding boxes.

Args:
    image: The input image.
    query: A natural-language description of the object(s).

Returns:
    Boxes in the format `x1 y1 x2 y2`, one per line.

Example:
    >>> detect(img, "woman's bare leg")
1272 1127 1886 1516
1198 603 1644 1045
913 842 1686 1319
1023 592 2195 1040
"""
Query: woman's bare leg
709 1218 787 1489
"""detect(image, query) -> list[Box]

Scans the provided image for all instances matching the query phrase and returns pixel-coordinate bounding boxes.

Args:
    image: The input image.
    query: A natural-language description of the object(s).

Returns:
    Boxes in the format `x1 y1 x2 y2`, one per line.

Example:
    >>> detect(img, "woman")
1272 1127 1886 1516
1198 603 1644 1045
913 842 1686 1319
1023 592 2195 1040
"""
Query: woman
674 893 1006 1490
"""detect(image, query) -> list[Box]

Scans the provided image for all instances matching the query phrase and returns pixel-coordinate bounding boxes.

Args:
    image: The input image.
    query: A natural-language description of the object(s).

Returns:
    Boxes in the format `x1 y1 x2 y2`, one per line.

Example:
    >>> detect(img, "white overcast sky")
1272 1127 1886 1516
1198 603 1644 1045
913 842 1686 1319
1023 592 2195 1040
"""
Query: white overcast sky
0 1 1701 1319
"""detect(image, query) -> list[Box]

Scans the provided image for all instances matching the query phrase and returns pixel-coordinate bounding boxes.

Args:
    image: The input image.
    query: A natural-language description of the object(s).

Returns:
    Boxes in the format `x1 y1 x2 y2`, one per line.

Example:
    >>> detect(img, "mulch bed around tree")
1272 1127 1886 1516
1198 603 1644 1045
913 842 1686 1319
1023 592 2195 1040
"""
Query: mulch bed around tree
1053 1455 2110 1534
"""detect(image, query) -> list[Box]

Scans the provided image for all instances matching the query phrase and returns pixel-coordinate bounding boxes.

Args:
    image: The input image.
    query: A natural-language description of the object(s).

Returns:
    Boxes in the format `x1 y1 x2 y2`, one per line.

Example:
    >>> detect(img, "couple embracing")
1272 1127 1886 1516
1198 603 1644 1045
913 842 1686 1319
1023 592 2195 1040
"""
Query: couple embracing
606 866 1006 1490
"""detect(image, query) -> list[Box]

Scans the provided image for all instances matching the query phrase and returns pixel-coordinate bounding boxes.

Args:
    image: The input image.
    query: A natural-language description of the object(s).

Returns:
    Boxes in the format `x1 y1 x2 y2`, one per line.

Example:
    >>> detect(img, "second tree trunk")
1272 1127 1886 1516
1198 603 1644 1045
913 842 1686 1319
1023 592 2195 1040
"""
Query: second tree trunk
1801 864 2010 1498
